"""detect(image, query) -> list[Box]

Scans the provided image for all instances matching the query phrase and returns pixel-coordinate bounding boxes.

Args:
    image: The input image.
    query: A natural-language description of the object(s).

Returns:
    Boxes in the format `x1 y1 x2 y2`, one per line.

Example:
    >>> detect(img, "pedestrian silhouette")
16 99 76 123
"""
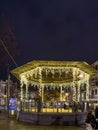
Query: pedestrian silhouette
86 111 98 129
95 106 98 119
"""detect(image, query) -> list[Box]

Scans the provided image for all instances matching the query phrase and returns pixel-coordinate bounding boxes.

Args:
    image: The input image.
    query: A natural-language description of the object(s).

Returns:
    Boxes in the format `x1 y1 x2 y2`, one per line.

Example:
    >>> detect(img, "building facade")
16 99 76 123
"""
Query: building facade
90 61 98 101
0 79 18 110
0 80 7 107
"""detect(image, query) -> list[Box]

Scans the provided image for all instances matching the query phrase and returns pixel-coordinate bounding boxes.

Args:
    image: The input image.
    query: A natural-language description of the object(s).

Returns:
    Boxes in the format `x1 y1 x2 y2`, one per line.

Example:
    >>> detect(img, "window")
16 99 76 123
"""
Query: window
95 89 97 95
95 65 98 70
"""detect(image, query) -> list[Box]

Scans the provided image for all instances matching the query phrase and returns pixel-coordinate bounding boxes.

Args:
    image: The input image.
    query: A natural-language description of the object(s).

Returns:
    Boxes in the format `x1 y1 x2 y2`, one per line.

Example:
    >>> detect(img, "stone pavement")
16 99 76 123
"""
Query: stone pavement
0 111 8 119
0 111 86 130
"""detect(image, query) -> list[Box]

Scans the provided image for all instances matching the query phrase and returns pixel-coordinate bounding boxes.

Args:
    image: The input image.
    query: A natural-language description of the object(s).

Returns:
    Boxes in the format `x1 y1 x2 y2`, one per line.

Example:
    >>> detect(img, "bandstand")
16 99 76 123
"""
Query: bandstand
11 60 97 103
10 60 98 125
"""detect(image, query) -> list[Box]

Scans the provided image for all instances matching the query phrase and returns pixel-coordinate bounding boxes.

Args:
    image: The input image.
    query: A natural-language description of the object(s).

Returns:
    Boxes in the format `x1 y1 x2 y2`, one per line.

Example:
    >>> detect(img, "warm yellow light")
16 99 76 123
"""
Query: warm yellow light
79 73 83 78
65 93 69 96
11 110 15 115
3 95 7 98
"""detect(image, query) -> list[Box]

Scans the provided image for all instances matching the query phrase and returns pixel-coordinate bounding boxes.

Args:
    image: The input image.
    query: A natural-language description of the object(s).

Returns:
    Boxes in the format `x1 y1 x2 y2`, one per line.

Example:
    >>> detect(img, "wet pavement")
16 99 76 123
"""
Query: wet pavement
0 112 86 130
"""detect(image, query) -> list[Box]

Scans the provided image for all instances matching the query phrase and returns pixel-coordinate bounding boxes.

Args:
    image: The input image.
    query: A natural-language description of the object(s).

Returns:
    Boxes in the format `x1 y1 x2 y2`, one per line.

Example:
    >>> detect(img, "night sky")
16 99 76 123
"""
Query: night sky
0 0 98 80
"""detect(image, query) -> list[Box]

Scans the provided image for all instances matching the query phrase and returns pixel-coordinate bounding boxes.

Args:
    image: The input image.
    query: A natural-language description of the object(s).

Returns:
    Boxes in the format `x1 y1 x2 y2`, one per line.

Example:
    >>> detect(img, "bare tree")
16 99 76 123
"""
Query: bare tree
0 18 18 67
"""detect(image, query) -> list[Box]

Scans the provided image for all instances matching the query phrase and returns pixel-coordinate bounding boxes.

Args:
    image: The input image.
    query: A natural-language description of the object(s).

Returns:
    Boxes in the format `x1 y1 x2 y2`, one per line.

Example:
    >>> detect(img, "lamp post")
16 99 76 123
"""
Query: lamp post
7 73 11 117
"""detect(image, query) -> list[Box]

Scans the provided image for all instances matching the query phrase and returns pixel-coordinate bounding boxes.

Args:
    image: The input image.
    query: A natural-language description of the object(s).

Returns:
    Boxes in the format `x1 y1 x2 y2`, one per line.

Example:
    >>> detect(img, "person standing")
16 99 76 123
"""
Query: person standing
86 111 98 129
63 103 66 109
95 106 98 119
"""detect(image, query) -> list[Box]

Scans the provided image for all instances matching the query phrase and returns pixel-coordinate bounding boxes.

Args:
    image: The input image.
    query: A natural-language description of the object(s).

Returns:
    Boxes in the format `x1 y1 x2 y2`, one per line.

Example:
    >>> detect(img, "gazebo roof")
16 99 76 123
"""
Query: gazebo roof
11 60 98 80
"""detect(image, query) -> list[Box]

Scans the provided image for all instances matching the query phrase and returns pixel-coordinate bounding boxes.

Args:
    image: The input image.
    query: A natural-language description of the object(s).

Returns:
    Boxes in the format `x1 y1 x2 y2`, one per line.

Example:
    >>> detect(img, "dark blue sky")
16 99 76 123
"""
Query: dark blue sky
0 0 98 70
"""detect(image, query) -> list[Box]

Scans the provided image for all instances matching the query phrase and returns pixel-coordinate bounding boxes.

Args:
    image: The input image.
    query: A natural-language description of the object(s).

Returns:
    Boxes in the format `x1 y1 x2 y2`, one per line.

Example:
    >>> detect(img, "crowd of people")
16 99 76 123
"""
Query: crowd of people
86 106 98 129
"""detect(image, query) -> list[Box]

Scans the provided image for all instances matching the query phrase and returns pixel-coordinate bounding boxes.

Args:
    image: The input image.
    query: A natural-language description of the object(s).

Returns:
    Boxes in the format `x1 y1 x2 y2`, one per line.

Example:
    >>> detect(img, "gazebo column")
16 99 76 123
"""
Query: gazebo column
39 85 42 96
25 82 29 100
77 81 81 102
73 82 76 101
60 85 62 101
86 75 90 100
41 84 44 102
52 69 54 78
72 68 76 101
38 67 43 99
20 81 24 101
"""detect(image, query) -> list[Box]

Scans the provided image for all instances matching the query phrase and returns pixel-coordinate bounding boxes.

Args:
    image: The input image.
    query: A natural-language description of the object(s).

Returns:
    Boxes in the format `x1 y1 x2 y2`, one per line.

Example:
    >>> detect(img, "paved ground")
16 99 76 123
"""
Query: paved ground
0 112 86 130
